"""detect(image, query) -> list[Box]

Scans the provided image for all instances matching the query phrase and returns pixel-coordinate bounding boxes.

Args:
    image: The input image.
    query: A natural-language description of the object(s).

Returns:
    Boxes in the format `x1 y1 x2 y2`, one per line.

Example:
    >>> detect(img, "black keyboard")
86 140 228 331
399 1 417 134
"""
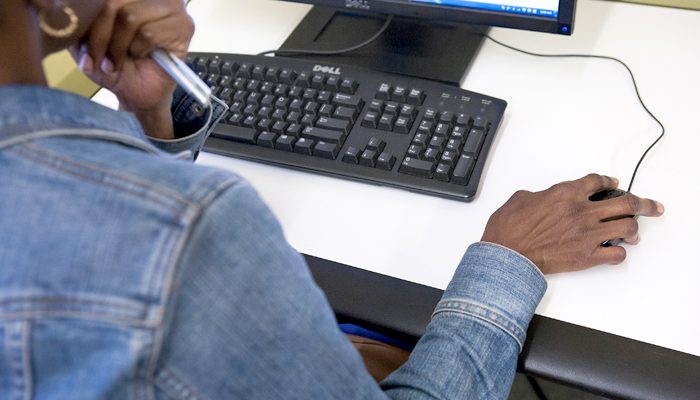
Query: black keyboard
188 53 507 202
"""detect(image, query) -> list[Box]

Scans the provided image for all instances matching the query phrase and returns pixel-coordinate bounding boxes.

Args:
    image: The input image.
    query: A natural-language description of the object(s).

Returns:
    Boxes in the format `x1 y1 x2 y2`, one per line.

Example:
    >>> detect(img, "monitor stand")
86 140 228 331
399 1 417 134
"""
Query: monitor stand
279 7 487 87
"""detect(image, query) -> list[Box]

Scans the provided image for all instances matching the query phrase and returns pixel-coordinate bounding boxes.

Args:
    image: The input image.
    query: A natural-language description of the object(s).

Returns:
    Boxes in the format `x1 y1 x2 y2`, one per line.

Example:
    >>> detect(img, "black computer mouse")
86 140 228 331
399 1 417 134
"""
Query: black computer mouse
589 188 633 247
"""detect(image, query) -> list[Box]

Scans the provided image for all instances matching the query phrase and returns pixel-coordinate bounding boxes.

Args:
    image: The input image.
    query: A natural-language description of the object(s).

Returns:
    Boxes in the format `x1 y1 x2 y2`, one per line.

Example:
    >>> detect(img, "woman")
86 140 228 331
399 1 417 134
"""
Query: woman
0 1 663 399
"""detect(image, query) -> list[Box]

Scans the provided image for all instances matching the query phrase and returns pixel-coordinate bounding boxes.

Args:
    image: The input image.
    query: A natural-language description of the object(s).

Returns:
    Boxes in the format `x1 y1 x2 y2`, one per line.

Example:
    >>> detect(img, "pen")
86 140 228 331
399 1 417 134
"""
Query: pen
151 48 212 108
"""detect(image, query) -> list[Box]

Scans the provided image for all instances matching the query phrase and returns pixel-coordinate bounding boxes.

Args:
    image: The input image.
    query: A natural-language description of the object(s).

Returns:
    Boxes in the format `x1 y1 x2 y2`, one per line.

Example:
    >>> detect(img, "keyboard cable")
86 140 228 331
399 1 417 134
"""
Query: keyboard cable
257 15 395 57
477 32 665 194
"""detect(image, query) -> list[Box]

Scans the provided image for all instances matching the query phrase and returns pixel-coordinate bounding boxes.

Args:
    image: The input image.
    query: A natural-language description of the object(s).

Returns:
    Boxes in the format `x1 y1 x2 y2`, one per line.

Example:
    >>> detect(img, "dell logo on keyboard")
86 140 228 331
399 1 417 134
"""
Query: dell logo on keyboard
313 65 342 75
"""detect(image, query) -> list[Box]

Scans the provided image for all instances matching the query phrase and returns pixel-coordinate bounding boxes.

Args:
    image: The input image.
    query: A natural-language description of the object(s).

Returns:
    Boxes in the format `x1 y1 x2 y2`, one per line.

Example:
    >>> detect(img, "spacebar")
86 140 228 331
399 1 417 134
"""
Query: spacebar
212 124 257 144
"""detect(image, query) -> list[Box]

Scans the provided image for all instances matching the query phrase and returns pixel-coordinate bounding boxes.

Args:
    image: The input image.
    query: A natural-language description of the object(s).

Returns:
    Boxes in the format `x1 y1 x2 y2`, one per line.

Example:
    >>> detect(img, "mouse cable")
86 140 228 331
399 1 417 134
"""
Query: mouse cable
257 15 395 57
478 33 665 194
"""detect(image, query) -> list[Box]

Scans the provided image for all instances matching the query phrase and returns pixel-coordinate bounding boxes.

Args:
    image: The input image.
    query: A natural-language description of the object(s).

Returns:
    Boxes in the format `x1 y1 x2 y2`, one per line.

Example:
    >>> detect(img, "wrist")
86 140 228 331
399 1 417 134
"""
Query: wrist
120 101 174 140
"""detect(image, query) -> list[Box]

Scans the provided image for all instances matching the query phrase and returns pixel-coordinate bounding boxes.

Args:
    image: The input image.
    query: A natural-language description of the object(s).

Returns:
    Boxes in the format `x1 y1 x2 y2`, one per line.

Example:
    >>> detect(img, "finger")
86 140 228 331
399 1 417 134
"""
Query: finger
128 14 195 59
85 0 136 69
590 246 627 266
595 218 639 245
107 0 176 69
577 173 619 195
598 194 664 219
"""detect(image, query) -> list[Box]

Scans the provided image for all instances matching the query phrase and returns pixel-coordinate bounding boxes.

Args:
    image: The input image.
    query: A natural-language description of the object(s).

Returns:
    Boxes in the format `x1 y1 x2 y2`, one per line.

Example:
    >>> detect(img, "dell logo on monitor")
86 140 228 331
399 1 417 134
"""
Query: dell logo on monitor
313 65 342 75
345 0 370 10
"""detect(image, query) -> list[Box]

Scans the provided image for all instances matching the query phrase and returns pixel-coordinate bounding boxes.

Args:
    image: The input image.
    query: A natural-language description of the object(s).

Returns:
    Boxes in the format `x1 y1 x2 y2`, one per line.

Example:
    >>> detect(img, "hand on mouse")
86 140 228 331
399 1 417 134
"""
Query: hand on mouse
481 173 664 274
73 0 195 139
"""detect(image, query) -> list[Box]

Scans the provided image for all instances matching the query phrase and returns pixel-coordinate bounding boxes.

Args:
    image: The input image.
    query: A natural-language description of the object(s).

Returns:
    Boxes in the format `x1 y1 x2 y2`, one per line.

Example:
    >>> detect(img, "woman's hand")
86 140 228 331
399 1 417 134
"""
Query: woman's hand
481 174 665 274
74 0 195 139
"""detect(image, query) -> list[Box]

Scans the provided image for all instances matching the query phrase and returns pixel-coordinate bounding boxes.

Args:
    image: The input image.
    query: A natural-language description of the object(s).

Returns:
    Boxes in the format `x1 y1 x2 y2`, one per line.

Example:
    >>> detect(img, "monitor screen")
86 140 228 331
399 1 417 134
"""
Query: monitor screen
284 0 576 35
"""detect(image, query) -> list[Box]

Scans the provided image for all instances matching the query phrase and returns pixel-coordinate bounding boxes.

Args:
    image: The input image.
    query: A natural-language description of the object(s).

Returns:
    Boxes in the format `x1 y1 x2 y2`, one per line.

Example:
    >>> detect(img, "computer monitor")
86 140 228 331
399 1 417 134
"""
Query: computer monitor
278 0 577 84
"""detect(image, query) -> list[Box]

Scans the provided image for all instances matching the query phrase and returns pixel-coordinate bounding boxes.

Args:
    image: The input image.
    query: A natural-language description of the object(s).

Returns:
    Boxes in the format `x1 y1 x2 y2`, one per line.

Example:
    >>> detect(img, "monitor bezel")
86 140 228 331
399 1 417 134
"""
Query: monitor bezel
281 0 576 35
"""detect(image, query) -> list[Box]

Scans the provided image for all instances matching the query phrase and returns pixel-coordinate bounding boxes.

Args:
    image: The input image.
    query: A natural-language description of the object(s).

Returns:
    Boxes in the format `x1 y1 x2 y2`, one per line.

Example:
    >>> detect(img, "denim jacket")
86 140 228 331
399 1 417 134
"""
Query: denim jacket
0 86 547 400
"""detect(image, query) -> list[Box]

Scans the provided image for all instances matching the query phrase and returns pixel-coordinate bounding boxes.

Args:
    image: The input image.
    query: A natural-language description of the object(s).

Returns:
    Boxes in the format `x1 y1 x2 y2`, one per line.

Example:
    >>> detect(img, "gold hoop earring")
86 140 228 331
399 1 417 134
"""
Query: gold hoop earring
38 4 79 39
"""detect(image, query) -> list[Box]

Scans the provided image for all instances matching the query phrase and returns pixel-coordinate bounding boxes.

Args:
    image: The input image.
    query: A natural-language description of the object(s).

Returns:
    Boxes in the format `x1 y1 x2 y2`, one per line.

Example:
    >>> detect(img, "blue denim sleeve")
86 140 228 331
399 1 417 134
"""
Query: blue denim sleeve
153 179 546 400
148 90 227 161
381 242 547 399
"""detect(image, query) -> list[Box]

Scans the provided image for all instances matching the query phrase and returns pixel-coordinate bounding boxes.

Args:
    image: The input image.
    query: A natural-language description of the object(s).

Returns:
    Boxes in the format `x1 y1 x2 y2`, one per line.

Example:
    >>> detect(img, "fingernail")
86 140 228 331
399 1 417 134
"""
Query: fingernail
657 201 665 214
78 52 93 74
612 178 619 186
100 58 114 74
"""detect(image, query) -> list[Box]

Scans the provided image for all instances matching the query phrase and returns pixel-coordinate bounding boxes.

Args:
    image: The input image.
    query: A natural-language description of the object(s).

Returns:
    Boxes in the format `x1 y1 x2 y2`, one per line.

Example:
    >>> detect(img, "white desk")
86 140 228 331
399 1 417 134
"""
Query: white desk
97 0 700 359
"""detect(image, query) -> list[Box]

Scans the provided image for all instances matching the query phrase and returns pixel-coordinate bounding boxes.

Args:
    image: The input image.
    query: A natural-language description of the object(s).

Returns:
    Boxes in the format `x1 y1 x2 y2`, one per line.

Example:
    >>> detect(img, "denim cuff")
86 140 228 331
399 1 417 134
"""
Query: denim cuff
433 242 547 351
148 89 227 161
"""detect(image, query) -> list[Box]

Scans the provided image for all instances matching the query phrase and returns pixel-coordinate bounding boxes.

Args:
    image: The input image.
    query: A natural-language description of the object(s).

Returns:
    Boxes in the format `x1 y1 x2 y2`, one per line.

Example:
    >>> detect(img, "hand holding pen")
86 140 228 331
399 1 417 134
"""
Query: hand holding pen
75 0 205 137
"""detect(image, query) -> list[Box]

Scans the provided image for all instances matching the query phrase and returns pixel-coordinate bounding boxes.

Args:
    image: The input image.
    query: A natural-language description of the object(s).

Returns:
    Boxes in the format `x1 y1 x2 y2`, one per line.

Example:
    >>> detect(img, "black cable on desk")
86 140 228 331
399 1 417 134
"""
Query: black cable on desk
257 15 395 57
479 33 665 194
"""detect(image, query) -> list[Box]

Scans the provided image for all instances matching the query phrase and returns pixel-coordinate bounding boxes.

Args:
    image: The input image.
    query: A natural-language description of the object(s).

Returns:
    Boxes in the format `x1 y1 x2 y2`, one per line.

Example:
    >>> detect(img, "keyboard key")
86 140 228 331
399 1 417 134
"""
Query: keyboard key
435 163 452 182
286 111 302 124
384 102 399 116
360 149 378 167
333 106 356 123
228 113 244 126
342 146 362 164
317 91 333 104
289 99 305 112
325 76 341 91
399 157 435 178
271 121 288 135
423 108 437 122
451 126 468 143
333 93 365 111
473 115 490 131
464 129 486 156
265 67 280 82
439 111 454 125
274 84 289 97
446 138 461 152
214 125 257 144
289 87 304 100
391 86 407 103
376 83 392 100
407 88 426 105
377 152 396 170
456 113 472 127
369 100 384 114
340 78 359 94
260 82 276 95
252 65 267 80
275 97 290 110
400 105 417 119
243 104 257 116
257 118 272 132
218 88 233 102
319 104 335 118
367 137 386 153
294 137 314 155
304 102 320 115
303 89 318 101
222 60 239 75
271 109 286 122
232 78 247 91
258 131 277 148
194 58 208 73
423 147 440 163
378 114 395 131
301 126 345 143
418 120 433 135
412 132 429 147
434 123 450 138
279 69 296 84
261 94 276 107
242 116 257 129
301 114 316 126
316 117 351 135
246 79 261 92
452 155 476 185
429 136 445 151
246 92 262 105
276 134 296 151
394 117 412 134
257 106 272 119
407 144 423 158
314 141 340 159
361 112 379 129
296 71 312 88
311 74 326 90
286 123 303 137
440 149 459 167
219 75 233 88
